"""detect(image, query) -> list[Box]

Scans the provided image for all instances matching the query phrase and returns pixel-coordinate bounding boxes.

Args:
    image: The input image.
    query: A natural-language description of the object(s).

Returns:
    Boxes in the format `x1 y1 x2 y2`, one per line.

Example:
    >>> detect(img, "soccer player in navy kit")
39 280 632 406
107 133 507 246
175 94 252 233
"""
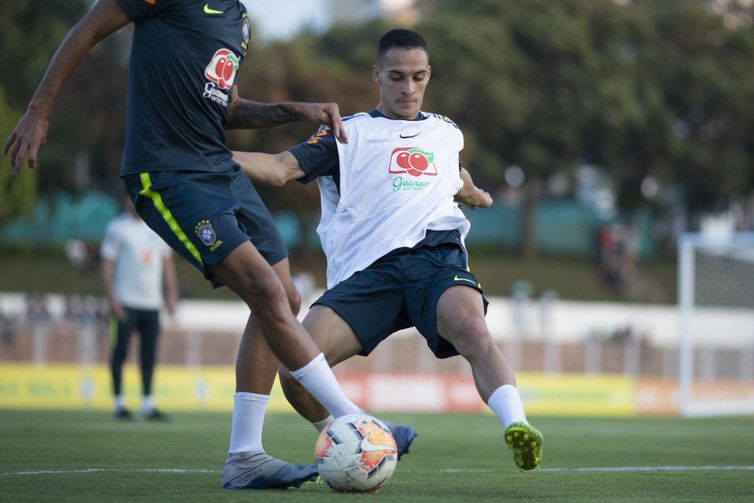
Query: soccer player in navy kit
235 29 544 472
4 0 367 490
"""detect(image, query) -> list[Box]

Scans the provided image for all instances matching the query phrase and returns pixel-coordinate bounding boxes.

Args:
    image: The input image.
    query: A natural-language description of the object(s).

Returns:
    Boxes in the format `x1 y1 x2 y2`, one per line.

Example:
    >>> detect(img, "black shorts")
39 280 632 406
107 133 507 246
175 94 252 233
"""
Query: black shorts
314 243 489 359
123 165 287 287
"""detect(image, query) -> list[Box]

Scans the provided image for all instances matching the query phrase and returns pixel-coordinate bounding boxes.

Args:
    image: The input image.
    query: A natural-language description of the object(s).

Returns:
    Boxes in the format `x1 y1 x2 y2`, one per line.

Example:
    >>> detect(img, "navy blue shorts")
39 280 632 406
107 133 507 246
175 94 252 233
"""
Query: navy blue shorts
314 243 488 359
123 165 287 287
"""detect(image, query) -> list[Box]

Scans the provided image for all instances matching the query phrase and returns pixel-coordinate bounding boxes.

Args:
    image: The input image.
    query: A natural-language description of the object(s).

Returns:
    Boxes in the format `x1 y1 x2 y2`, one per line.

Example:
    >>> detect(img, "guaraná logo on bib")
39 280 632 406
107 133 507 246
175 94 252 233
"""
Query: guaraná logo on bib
388 147 436 192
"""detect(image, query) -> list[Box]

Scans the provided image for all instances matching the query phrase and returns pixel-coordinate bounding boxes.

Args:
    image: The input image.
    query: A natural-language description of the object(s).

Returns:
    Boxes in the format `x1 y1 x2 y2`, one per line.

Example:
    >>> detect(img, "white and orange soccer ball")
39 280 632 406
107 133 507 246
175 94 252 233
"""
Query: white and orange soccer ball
314 414 398 493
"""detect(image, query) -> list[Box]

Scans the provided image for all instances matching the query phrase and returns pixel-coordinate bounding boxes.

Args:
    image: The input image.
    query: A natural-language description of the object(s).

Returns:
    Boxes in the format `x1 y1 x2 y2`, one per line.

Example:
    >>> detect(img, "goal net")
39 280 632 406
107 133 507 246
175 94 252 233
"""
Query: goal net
678 232 754 417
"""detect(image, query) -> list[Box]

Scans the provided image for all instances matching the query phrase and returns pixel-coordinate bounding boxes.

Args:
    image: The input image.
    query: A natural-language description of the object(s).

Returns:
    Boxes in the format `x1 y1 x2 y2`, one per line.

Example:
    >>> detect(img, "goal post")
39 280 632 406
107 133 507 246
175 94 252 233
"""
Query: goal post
678 232 754 417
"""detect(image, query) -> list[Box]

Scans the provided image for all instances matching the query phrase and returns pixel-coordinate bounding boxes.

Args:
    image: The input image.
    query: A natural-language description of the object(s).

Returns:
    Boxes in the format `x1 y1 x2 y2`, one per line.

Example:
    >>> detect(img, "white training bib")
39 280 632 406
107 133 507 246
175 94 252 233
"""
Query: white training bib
316 112 470 288
100 214 171 310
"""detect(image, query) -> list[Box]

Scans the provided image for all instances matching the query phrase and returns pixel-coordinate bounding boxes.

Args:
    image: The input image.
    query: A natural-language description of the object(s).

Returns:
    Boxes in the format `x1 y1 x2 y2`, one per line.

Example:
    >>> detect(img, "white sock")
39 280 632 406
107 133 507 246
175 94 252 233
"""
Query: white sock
228 392 268 454
312 415 334 433
289 353 360 418
142 395 155 413
114 395 125 410
487 384 527 428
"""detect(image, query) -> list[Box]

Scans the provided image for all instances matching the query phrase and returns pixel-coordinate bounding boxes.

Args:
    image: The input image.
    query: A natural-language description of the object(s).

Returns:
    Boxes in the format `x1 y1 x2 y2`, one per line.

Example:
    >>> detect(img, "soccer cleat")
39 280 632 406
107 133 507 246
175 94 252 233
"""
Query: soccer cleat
504 422 543 471
142 408 169 421
114 407 133 420
386 422 418 460
221 452 318 490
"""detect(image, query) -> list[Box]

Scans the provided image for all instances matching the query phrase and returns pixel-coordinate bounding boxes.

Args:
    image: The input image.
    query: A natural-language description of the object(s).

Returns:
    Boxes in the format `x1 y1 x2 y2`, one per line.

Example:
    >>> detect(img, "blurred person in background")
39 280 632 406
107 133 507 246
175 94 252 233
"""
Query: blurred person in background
101 197 178 420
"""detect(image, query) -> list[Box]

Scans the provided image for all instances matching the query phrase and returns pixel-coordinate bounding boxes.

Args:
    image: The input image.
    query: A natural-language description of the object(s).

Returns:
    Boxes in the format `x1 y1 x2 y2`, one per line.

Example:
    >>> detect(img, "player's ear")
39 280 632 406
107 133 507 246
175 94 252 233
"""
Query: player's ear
372 64 381 85
426 65 432 82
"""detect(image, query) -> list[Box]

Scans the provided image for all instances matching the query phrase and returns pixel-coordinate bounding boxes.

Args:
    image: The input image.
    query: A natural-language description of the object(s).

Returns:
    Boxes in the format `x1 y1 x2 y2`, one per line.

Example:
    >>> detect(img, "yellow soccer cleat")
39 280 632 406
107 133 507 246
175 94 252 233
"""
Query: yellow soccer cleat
504 422 543 471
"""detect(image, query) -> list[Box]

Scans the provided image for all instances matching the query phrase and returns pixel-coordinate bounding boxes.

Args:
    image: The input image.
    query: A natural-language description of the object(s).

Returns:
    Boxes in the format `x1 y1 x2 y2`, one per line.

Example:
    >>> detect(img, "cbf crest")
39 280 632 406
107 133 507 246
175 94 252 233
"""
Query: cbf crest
241 14 251 55
195 219 219 248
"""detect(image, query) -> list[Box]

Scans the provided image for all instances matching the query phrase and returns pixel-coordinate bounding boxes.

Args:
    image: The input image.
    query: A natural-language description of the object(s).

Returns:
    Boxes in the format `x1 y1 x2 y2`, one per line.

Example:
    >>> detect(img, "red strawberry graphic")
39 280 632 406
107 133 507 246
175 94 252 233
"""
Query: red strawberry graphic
409 153 428 171
389 147 437 177
215 57 227 78
215 58 235 88
396 151 411 169
223 60 235 81
405 149 435 177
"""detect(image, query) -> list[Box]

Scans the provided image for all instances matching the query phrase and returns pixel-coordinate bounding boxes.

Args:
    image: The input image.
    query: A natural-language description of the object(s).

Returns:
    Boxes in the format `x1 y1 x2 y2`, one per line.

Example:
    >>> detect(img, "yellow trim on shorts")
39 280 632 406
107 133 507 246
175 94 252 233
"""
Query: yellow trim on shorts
138 172 203 266
109 317 118 346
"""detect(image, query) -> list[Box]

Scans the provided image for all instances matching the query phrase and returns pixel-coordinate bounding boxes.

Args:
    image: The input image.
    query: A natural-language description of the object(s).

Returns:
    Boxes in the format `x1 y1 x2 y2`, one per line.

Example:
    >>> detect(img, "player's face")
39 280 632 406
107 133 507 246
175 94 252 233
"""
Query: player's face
373 47 431 120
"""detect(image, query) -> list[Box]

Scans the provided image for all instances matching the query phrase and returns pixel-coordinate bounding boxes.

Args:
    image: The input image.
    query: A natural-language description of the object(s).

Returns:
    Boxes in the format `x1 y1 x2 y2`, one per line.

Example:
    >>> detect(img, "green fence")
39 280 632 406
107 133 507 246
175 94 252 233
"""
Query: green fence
1 194 654 258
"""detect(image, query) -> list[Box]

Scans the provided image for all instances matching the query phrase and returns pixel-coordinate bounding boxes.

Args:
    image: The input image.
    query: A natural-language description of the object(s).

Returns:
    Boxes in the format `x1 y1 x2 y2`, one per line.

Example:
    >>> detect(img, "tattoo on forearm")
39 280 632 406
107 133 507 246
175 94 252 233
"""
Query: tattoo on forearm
226 99 298 129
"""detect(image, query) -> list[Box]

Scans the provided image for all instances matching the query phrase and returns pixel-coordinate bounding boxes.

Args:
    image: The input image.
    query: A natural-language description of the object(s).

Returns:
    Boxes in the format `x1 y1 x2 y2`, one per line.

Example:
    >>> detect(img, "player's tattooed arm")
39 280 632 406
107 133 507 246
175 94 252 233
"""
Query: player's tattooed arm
456 166 493 209
226 87 348 142
233 150 305 187
226 98 298 129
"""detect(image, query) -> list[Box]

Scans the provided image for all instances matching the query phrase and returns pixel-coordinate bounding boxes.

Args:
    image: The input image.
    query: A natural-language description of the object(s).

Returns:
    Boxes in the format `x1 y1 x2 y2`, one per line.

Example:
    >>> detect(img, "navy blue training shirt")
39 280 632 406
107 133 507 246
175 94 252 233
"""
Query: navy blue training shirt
117 0 251 175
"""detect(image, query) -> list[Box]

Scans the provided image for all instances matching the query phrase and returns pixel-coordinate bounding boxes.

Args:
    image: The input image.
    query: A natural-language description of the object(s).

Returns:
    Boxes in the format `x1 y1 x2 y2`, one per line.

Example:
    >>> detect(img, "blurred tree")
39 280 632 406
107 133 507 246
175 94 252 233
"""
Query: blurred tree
0 0 89 106
1 0 129 195
2 0 752 252
643 0 754 210
423 0 754 253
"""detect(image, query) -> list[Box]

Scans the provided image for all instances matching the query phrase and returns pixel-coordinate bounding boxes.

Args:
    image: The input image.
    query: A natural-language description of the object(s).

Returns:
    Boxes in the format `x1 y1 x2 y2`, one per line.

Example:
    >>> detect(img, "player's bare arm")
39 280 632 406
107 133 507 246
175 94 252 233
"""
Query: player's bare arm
455 167 493 208
3 0 130 173
226 86 348 143
162 254 179 317
101 258 126 321
233 150 305 187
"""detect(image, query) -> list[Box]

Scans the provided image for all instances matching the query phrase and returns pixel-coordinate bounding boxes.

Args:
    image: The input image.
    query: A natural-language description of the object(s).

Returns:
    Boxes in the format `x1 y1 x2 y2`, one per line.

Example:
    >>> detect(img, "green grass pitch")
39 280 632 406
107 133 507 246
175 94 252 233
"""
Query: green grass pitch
1 410 753 501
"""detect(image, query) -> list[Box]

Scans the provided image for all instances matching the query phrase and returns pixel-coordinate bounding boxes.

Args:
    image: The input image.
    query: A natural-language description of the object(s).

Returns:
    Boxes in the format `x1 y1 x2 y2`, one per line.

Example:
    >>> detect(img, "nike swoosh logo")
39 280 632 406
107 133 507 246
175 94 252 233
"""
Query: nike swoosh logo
360 438 397 454
454 276 480 287
203 4 224 15
399 133 420 139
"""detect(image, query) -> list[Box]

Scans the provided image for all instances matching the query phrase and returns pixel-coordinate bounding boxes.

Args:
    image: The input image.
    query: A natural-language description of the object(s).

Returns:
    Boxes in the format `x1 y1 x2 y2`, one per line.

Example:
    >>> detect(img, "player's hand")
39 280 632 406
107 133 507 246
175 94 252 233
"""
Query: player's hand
472 188 494 208
457 188 493 209
165 296 177 318
110 300 127 321
296 102 348 144
3 109 49 174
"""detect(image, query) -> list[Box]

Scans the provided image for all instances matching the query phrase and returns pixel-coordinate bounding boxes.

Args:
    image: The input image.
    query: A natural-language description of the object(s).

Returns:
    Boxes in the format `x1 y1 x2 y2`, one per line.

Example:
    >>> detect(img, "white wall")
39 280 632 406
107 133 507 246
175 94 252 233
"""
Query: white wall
2 292 752 349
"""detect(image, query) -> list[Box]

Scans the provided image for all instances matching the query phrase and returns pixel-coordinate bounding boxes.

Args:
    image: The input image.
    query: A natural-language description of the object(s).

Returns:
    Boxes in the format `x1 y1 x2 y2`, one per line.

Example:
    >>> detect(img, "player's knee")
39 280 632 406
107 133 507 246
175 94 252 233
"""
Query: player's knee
237 273 286 308
454 316 493 358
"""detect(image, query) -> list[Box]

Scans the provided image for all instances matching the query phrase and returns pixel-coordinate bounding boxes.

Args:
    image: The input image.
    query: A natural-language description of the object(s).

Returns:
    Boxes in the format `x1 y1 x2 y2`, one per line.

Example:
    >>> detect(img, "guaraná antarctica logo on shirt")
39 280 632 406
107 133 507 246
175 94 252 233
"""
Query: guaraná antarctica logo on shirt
195 220 223 251
388 147 437 192
203 48 240 107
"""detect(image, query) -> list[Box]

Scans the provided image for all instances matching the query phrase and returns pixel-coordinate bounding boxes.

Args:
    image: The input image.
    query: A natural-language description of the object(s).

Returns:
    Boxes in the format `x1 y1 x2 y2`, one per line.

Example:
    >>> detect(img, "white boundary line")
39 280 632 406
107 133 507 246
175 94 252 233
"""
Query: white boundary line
3 466 754 477
2 468 218 476
539 465 754 473
428 466 754 474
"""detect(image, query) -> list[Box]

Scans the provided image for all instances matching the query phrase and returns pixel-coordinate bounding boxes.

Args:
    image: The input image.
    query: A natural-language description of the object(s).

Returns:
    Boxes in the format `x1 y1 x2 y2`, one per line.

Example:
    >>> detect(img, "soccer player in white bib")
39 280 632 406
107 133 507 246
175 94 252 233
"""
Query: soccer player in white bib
234 29 543 471
101 197 178 420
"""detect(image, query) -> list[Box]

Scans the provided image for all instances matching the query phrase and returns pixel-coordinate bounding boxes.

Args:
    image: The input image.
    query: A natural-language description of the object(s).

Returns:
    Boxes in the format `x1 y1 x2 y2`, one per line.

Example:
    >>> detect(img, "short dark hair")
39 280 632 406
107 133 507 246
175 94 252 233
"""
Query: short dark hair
378 29 428 60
